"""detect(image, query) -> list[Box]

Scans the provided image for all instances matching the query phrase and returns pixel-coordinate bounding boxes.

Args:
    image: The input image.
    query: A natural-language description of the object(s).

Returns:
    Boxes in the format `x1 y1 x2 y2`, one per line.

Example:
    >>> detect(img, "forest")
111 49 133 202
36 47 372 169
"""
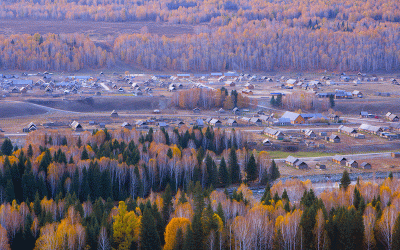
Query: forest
0 127 398 249
0 0 399 71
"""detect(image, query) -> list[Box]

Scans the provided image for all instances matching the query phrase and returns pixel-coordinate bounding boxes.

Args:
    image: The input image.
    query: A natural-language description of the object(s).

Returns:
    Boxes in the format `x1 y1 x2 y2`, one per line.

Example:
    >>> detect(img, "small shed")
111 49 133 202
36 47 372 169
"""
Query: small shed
70 121 83 131
121 122 132 129
295 161 309 170
262 139 272 146
227 119 238 127
315 163 326 170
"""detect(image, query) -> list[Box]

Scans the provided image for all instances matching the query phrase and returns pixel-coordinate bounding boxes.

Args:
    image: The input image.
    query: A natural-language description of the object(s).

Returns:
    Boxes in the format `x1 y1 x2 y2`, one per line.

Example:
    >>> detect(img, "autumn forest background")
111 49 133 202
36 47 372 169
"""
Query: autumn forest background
0 0 399 72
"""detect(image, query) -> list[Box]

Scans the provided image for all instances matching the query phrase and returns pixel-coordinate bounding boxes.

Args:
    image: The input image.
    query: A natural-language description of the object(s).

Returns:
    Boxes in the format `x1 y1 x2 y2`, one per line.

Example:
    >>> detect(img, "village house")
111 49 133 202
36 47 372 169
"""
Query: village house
262 139 272 146
225 81 235 87
329 134 340 143
328 114 340 123
360 162 372 169
244 83 255 89
280 111 305 124
386 112 399 122
332 155 347 165
23 122 37 133
315 163 326 170
227 119 238 127
360 111 369 118
249 117 262 126
285 156 308 169
209 119 222 127
263 127 285 140
338 125 357 135
346 160 358 168
111 110 119 117
193 107 201 113
70 121 83 131
304 129 317 138
232 107 240 115
241 89 253 95
352 90 363 98
121 122 132 129
359 124 383 135
195 119 204 127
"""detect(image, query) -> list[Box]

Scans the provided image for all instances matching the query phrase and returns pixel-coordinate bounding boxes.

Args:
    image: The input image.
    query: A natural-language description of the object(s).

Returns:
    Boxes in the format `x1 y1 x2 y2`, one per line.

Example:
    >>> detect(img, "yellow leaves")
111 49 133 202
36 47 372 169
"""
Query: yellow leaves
113 201 141 250
164 217 191 250
171 145 181 158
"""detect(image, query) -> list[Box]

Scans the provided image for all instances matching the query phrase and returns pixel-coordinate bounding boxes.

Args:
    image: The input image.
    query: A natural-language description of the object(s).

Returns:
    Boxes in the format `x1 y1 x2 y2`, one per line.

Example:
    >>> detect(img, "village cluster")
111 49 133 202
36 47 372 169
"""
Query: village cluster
1 70 400 177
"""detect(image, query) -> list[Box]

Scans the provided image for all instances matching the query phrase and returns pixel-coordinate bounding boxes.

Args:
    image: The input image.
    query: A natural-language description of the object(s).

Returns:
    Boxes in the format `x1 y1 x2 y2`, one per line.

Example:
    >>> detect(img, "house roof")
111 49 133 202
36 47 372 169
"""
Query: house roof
286 156 299 164
360 111 369 116
121 122 131 127
347 160 357 164
304 129 315 136
329 134 340 140
250 117 261 123
281 111 301 122
333 155 346 161
227 118 237 124
360 162 371 167
209 118 221 124
338 125 357 134
196 119 204 126
263 127 284 136
359 123 382 133
71 121 82 129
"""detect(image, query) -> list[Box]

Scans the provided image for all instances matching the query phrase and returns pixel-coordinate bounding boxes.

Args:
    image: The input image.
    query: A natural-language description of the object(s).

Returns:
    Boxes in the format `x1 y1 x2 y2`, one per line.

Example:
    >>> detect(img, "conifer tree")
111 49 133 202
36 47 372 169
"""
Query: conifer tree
246 154 257 182
218 157 229 186
140 208 161 250
1 138 13 156
340 170 351 190
229 148 240 184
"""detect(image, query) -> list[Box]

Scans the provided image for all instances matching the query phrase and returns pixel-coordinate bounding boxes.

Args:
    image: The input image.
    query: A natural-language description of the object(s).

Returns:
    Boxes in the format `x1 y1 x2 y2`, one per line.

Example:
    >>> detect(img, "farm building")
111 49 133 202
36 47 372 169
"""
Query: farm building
329 134 340 143
135 120 148 128
121 122 132 129
315 163 326 170
338 125 357 135
281 111 305 124
346 160 358 168
242 89 253 95
360 162 372 169
359 124 383 134
285 156 298 166
110 110 119 117
286 79 298 86
274 118 291 126
70 121 83 131
225 81 235 87
157 122 168 128
218 108 225 113
390 123 400 132
386 112 399 122
304 129 317 138
333 155 347 165
227 119 238 127
263 128 284 140
295 161 309 170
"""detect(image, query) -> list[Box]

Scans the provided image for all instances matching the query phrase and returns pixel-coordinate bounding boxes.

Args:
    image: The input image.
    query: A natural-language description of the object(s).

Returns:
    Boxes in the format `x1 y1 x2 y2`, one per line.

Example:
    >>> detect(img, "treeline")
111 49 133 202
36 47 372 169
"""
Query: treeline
1 0 400 24
0 33 114 71
1 169 400 249
172 88 255 110
1 21 399 72
0 127 277 205
113 21 400 72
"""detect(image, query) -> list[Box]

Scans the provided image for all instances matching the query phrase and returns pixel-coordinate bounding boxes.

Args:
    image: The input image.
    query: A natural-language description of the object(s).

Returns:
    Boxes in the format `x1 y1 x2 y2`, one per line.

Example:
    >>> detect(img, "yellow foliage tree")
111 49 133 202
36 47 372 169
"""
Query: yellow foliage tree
164 217 191 250
113 201 141 250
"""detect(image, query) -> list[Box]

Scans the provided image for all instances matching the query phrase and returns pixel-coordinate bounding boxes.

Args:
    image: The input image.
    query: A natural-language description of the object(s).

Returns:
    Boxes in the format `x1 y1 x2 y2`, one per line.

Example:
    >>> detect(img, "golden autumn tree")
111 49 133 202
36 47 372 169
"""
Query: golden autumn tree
164 217 191 250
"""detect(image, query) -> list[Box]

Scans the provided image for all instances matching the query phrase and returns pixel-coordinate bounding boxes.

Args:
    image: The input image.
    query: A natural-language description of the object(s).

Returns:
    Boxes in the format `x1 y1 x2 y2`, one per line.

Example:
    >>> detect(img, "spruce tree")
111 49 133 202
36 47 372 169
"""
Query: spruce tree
218 157 229 186
340 170 351 190
140 208 161 250
81 147 89 160
162 184 173 228
246 154 257 182
183 224 195 250
1 138 13 156
228 148 240 184
270 160 280 180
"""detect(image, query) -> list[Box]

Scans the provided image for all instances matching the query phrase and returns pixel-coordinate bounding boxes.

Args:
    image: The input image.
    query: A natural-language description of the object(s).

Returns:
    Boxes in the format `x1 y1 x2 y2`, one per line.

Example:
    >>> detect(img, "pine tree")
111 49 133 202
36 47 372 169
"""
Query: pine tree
183 224 195 250
81 147 89 160
218 157 229 186
162 184 173 228
228 148 240 184
77 136 82 148
270 160 280 180
329 94 335 108
246 154 257 182
140 207 161 250
276 94 282 107
1 138 13 156
340 170 351 190
261 183 272 205
5 179 15 202
270 96 276 106
174 228 185 250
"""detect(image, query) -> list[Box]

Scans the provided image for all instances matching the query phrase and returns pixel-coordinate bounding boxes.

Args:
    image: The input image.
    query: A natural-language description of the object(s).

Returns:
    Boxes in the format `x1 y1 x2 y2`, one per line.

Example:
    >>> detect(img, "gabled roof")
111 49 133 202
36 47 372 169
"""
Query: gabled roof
121 122 131 127
329 134 340 139
359 124 382 133
196 119 204 126
281 111 301 122
338 125 357 134
333 155 346 161
263 127 284 136
71 121 82 129
286 156 299 164
227 118 237 124
209 118 222 124
250 117 262 123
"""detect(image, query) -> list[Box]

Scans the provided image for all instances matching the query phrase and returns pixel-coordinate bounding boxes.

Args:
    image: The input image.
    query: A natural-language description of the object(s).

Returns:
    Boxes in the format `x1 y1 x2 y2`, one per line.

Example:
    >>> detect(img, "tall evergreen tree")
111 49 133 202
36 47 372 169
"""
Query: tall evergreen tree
1 138 13 156
140 208 161 250
246 154 257 182
340 170 351 190
228 148 240 184
218 157 229 187
270 160 280 180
